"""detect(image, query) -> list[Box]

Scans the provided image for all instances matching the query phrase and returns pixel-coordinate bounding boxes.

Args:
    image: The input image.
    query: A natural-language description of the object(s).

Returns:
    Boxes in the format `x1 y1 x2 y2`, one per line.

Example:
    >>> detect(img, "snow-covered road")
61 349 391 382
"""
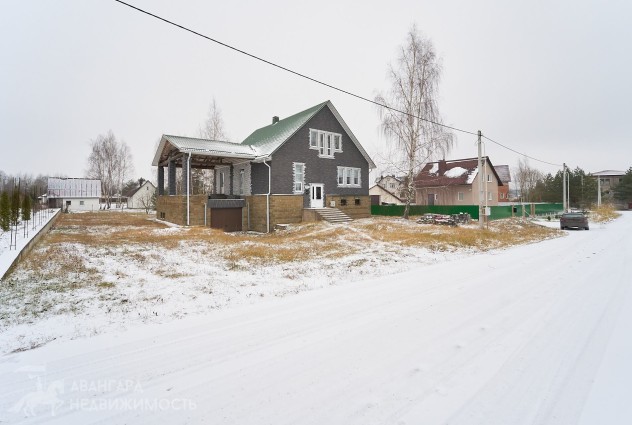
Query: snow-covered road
1 213 630 424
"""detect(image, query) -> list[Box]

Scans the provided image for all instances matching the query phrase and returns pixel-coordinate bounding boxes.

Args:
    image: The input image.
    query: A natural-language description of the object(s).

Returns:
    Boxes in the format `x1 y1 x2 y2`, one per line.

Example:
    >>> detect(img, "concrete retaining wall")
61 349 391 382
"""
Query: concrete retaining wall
1 209 61 281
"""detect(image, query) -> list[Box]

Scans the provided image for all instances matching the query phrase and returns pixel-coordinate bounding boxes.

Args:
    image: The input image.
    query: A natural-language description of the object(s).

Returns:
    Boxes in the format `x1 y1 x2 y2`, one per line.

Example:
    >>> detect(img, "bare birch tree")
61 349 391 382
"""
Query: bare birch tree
199 98 227 141
194 98 229 195
514 157 543 202
375 25 454 218
87 131 134 208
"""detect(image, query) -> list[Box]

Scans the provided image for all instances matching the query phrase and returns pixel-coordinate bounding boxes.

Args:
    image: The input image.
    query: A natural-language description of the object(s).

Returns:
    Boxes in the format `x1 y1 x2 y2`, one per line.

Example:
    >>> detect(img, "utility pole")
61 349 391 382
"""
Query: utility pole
478 130 484 228
597 175 602 207
562 163 567 212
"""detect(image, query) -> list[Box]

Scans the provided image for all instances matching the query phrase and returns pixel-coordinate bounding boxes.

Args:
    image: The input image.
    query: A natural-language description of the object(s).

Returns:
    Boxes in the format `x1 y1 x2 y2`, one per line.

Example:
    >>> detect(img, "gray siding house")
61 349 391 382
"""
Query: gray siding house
153 100 376 231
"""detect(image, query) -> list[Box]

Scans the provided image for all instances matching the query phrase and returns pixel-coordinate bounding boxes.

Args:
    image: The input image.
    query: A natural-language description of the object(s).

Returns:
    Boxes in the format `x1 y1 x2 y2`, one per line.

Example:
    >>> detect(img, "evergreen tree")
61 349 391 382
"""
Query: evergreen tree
10 190 20 225
21 195 32 222
0 191 10 231
614 168 632 204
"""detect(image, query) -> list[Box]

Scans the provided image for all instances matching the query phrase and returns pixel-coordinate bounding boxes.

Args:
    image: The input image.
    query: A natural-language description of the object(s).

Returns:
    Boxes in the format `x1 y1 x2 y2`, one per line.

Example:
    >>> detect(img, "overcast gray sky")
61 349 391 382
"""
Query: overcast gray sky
1 0 630 182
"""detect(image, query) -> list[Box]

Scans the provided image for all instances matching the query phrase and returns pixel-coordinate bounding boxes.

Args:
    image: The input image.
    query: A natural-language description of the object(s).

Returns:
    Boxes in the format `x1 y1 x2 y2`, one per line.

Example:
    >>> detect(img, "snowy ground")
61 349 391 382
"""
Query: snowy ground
0 212 559 355
0 213 629 424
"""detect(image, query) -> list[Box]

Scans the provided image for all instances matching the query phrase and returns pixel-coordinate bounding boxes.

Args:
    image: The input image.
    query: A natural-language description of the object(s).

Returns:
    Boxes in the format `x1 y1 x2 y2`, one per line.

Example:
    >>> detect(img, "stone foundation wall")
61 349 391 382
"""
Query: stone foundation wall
244 195 303 232
325 195 371 219
156 195 208 226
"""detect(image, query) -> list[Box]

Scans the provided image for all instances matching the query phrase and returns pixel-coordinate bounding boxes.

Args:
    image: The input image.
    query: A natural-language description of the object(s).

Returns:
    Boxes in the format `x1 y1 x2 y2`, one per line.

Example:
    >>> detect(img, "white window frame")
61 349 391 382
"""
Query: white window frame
309 129 318 148
239 169 245 195
337 167 361 188
293 162 305 193
487 174 492 183
310 128 341 158
457 192 464 201
219 171 225 194
488 191 493 201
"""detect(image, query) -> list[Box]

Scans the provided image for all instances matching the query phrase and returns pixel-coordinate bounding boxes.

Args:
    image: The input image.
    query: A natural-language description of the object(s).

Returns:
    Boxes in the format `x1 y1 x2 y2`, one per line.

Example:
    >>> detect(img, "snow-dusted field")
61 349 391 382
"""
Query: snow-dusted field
0 212 558 355
0 212 629 424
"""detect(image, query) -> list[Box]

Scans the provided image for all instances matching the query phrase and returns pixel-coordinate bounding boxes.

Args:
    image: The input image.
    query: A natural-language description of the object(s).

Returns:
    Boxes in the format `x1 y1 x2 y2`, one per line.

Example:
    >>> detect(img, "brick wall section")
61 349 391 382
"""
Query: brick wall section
156 195 208 226
245 195 303 232
245 195 268 232
326 195 371 219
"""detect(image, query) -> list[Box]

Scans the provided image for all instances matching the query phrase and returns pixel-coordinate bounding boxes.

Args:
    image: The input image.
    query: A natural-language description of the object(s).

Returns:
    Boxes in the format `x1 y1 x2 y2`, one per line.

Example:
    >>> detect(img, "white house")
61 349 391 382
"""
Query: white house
127 181 156 210
47 177 101 211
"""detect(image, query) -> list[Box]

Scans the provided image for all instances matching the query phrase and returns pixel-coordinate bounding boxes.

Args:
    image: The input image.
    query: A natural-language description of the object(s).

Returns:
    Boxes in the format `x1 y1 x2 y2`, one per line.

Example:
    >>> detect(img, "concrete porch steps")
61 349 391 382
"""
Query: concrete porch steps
314 208 353 223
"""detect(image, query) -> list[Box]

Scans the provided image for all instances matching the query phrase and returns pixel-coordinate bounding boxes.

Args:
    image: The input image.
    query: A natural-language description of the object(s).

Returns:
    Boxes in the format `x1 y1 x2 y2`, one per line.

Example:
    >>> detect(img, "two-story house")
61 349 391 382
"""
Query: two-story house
414 157 503 206
152 100 376 232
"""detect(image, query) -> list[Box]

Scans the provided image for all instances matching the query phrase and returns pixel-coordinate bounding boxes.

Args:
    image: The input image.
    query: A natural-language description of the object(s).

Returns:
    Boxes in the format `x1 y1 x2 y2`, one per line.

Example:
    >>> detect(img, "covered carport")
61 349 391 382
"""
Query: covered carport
151 135 258 227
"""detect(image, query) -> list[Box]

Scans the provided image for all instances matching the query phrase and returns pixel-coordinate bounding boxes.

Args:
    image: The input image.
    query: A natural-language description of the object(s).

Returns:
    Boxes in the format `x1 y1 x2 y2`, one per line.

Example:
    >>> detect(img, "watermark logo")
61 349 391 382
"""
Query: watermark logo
9 365 64 417
8 365 196 418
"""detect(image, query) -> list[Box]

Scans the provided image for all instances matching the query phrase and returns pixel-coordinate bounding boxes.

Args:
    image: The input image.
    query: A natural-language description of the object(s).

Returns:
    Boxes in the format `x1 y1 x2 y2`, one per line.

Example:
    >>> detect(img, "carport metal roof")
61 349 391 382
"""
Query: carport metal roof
152 135 259 169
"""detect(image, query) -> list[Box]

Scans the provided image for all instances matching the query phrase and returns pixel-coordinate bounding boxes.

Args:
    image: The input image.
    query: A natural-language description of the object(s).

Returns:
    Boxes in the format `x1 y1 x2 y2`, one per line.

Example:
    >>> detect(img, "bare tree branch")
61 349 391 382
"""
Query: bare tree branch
375 25 455 218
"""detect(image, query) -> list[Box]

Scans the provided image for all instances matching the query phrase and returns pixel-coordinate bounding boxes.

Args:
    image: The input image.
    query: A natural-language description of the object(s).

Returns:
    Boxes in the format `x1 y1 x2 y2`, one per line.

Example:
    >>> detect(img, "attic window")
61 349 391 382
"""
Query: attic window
310 129 341 158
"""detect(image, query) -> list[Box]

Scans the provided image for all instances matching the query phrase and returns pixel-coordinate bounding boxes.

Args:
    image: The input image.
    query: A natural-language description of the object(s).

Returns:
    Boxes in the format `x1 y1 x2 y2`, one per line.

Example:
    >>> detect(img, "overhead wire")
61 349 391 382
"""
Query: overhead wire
112 0 562 168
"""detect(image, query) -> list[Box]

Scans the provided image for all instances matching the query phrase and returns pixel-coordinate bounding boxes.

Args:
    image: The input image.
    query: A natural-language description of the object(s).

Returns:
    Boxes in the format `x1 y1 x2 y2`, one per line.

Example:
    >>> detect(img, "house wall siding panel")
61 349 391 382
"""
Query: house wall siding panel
267 107 369 204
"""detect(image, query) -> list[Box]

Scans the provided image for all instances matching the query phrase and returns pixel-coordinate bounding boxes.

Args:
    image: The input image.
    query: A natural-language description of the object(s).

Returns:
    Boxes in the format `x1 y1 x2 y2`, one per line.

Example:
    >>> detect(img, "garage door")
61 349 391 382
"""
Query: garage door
211 208 242 232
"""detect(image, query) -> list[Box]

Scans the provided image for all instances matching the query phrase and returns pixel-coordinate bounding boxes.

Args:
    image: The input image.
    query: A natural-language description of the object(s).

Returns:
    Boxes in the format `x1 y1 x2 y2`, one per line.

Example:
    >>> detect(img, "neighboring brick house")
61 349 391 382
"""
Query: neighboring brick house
152 100 376 231
414 157 503 206
494 165 512 202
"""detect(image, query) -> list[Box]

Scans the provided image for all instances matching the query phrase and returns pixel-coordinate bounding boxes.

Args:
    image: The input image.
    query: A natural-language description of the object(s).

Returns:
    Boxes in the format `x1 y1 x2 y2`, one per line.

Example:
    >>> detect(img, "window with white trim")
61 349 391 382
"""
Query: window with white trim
337 167 361 187
239 169 245 195
310 129 342 158
309 129 318 148
488 191 493 201
219 171 225 194
293 163 305 193
487 174 492 182
457 192 464 201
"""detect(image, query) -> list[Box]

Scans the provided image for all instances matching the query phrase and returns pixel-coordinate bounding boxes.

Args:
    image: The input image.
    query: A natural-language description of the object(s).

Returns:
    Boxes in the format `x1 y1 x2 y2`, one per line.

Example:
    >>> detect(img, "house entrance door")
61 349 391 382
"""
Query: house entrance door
427 194 435 206
310 184 324 208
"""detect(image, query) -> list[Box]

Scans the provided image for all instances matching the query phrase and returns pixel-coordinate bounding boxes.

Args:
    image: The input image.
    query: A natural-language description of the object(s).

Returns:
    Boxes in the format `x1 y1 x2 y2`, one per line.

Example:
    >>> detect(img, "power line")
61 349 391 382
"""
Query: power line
482 135 562 167
112 0 476 136
112 0 562 168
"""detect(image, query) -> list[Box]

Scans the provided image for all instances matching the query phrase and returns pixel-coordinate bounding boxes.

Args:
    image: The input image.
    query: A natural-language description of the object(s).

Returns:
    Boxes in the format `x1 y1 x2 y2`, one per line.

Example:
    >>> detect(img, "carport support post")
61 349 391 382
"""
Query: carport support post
477 130 484 229
229 164 234 195
157 166 165 196
168 159 176 196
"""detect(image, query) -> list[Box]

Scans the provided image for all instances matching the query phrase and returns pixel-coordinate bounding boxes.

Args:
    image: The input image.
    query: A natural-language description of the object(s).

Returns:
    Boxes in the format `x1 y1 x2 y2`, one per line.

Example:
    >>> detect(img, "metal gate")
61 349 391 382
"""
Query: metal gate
211 208 242 232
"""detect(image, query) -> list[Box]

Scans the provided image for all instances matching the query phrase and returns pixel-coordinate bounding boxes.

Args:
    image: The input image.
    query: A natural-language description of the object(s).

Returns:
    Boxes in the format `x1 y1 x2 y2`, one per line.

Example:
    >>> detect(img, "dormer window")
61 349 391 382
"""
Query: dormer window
309 129 342 158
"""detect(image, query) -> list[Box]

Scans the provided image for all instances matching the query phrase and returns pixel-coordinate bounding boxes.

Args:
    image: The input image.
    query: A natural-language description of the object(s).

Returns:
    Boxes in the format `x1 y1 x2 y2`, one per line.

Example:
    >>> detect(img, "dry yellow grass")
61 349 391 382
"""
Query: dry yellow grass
589 205 621 223
19 211 562 271
355 217 560 251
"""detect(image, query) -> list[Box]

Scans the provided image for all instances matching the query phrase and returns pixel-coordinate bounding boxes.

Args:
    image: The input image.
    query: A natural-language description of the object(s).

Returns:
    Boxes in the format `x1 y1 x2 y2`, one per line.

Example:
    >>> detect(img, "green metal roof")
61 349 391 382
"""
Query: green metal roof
241 100 376 168
241 101 328 155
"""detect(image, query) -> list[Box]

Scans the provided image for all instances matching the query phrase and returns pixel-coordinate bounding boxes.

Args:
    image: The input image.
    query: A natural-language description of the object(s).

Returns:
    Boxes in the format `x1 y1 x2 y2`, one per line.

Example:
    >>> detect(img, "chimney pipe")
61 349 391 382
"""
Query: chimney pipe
438 160 447 175
272 116 279 124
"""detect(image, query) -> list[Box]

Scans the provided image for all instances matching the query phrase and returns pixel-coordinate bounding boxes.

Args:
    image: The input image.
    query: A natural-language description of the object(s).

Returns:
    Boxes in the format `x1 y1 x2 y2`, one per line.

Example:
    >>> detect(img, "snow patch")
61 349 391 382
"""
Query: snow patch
444 167 468 178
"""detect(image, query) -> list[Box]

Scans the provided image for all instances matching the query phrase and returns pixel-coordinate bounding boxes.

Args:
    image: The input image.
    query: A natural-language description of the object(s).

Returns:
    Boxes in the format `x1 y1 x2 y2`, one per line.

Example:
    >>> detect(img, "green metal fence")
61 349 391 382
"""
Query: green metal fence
371 204 479 218
371 203 564 221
